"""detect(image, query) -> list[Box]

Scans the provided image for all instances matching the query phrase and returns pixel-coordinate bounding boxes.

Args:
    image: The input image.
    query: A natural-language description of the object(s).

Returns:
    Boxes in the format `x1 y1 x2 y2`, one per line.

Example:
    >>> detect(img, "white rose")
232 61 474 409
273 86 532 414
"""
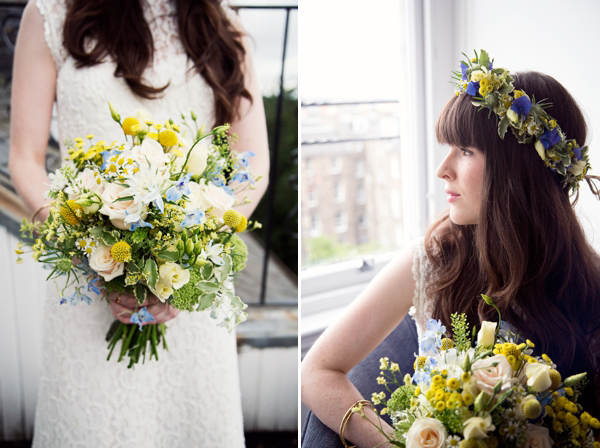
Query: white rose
524 363 552 392
477 321 497 347
184 138 210 176
534 140 546 160
472 354 516 396
463 414 495 440
131 137 170 169
197 179 235 219
135 108 154 133
406 417 447 448
158 262 190 290
521 424 553 448
149 280 173 303
568 159 586 177
88 244 124 281
66 168 105 200
99 183 146 230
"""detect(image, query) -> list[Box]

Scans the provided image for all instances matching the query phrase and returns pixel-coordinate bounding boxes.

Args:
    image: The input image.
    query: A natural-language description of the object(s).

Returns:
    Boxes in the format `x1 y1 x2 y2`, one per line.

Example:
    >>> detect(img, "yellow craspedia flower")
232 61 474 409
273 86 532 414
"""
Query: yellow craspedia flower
122 117 139 135
158 129 178 147
447 378 460 390
415 356 428 370
60 200 83 226
236 215 248 233
523 399 542 419
110 241 132 262
549 369 561 390
441 338 455 350
223 209 242 228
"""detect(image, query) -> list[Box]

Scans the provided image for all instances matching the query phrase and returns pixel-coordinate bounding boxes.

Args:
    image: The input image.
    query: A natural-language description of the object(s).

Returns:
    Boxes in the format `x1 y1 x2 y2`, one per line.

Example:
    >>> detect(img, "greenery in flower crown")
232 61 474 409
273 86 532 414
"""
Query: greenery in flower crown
452 49 591 194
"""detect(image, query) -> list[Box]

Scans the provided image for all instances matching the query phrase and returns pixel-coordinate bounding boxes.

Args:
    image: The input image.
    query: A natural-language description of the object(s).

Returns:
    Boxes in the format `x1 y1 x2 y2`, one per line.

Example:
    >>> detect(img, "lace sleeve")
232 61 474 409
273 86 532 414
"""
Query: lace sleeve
35 0 69 71
410 237 435 336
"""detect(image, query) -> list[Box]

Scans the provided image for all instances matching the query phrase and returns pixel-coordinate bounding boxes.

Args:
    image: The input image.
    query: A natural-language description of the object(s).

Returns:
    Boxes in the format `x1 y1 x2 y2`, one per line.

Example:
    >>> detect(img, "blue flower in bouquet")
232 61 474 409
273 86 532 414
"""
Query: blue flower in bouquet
100 149 122 171
130 307 156 330
539 128 562 149
461 62 468 81
88 277 102 295
60 286 92 306
466 81 480 96
426 318 446 334
232 171 254 185
125 210 153 231
236 151 255 168
182 209 204 228
573 146 582 160
510 95 532 120
211 177 226 187
412 370 431 386
166 174 192 202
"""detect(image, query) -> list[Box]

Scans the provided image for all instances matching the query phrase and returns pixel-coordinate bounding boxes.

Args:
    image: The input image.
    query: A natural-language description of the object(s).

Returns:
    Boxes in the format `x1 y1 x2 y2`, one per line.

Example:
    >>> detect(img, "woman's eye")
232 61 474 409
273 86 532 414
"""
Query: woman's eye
460 148 473 156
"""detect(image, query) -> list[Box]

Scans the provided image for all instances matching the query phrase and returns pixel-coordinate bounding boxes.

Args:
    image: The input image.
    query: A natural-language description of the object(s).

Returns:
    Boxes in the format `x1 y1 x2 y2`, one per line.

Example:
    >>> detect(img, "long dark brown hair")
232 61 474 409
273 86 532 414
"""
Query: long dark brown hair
428 71 600 411
63 0 252 125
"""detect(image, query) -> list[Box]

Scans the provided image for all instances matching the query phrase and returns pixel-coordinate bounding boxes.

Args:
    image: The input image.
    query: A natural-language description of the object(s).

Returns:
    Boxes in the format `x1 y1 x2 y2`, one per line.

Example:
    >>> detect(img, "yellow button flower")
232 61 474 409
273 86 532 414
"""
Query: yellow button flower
122 117 140 135
110 241 132 263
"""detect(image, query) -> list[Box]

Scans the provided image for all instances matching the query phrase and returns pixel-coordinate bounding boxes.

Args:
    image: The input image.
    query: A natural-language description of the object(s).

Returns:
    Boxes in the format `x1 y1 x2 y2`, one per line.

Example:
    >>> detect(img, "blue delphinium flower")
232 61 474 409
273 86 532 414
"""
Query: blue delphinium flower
125 210 153 231
232 171 254 185
236 151 255 168
211 177 226 187
130 307 156 330
461 62 468 81
166 174 192 202
88 277 102 295
539 128 562 149
100 149 122 171
510 95 532 119
182 209 204 228
412 370 431 386
426 318 446 334
488 61 493 70
466 81 480 96
60 286 92 306
573 147 582 160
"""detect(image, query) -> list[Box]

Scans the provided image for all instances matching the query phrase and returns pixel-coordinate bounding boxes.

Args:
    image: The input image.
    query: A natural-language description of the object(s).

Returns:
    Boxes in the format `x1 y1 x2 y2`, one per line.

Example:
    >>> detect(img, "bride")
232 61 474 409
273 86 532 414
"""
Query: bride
301 61 600 447
9 0 268 446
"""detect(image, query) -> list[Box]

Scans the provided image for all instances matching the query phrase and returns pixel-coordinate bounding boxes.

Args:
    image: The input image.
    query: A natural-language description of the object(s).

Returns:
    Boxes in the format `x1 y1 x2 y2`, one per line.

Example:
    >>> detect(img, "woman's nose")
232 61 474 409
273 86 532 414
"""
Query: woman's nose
436 152 454 180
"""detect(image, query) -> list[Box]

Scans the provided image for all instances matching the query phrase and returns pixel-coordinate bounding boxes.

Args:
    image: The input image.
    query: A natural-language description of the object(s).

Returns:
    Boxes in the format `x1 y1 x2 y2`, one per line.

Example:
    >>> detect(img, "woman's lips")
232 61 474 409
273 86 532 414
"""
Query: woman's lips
445 189 460 203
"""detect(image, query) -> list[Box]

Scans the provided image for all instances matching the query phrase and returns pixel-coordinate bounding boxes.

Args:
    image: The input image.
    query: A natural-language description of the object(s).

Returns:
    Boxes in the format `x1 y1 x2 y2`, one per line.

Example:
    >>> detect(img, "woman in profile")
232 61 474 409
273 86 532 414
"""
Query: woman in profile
302 63 600 447
9 0 269 446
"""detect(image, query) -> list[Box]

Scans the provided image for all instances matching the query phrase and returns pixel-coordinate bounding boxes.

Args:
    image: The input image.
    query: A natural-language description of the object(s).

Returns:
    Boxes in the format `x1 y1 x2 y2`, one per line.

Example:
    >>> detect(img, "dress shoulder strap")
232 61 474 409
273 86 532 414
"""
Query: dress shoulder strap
35 0 69 72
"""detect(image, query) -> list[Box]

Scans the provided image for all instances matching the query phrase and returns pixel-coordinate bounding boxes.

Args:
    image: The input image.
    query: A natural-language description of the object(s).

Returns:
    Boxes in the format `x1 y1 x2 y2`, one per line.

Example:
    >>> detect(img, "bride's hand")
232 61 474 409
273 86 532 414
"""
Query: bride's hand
108 291 180 325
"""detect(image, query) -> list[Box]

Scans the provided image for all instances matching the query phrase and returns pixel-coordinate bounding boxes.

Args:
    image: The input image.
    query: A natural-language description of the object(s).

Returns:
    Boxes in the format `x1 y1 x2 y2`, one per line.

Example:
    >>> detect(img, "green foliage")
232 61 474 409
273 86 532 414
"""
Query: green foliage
436 409 463 434
252 89 298 274
132 227 149 244
451 312 471 352
171 265 203 312
386 385 416 413
228 234 248 272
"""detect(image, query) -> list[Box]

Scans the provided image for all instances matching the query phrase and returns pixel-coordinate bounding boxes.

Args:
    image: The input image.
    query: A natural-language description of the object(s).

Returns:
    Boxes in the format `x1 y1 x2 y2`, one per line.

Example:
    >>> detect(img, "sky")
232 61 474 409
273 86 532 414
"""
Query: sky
300 0 404 103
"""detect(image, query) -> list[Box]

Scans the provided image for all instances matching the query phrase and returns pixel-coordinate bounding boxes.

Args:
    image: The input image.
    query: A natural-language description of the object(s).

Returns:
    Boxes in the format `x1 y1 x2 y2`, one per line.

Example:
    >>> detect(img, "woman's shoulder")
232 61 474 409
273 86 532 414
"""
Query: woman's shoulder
32 0 69 70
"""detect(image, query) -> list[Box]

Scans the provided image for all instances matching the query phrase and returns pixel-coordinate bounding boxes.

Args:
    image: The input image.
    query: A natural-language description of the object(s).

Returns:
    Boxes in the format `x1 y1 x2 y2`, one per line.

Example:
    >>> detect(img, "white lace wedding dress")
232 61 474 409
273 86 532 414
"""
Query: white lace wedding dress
32 0 245 446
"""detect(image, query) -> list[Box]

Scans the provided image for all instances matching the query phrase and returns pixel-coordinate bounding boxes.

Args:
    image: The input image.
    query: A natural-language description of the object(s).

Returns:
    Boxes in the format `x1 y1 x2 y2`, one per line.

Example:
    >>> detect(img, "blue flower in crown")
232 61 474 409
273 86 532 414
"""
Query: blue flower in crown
573 147 582 160
539 128 562 149
466 81 480 96
510 95 532 119
461 62 468 81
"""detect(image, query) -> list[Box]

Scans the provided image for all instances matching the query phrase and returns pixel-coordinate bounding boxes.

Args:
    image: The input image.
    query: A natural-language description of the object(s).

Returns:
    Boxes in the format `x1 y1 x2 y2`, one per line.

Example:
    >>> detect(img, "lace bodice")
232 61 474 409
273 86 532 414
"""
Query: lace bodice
32 1 245 446
410 237 436 353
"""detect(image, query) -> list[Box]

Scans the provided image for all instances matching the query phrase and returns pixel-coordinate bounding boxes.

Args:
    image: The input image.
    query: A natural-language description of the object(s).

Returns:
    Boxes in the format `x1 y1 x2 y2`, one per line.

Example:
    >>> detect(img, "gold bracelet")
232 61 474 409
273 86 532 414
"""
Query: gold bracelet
339 399 374 448
31 203 51 223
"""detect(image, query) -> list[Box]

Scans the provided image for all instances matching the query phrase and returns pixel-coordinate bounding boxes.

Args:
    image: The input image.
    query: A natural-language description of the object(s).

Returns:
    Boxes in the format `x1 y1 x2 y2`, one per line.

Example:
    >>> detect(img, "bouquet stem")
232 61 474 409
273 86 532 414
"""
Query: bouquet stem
105 320 168 368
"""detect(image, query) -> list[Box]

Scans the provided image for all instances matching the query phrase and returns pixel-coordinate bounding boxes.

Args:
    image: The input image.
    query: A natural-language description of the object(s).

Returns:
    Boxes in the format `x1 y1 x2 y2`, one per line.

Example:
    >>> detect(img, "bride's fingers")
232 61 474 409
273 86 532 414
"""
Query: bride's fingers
109 301 136 324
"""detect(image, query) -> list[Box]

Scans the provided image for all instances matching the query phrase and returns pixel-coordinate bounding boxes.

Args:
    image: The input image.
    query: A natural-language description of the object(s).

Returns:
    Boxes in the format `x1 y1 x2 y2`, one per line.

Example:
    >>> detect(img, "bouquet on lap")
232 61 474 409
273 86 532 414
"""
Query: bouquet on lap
352 295 600 448
16 103 261 368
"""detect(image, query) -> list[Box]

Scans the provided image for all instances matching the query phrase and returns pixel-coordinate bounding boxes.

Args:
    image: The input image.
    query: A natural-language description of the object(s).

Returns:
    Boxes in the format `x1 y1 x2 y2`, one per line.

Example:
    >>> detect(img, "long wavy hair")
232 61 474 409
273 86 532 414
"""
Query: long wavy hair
428 71 600 411
62 0 252 125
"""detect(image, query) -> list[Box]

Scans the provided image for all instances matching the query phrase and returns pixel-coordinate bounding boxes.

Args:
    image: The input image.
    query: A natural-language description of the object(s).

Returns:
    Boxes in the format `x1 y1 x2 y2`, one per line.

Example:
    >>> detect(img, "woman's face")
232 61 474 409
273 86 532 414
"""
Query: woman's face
436 146 485 225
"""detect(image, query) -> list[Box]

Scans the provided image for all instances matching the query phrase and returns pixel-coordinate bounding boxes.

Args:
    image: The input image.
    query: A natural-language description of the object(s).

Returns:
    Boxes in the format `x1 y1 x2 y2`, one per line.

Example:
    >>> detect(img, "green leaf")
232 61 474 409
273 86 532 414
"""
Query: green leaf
498 116 510 139
134 283 147 303
156 250 179 262
197 292 216 310
201 263 213 280
479 50 489 69
112 196 135 203
498 85 513 95
145 258 158 289
195 281 220 293
219 254 232 283
101 232 117 246
89 226 104 238
230 295 246 310
126 262 141 274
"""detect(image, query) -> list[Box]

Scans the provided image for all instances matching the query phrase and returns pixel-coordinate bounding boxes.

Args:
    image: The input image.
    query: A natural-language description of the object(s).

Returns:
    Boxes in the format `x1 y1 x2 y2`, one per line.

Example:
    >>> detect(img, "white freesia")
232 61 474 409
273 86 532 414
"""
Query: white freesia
135 108 154 133
149 280 173 303
521 424 553 448
197 179 235 219
182 138 210 176
534 140 546 160
88 244 124 281
158 262 190 290
524 363 552 392
463 414 495 440
471 354 516 395
98 183 146 230
131 137 170 169
568 159 587 177
406 417 447 448
507 108 519 123
477 321 497 347
201 242 224 265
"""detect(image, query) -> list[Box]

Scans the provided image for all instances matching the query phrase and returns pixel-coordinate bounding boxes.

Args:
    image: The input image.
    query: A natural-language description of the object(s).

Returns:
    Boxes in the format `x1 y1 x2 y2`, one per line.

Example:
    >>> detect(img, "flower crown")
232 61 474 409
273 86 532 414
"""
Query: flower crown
452 49 593 195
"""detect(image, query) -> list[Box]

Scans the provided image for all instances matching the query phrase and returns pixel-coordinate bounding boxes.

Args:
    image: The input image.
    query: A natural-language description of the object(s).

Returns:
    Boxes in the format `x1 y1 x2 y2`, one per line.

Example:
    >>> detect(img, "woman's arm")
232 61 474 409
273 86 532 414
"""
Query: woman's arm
227 19 270 219
301 246 417 448
8 2 57 223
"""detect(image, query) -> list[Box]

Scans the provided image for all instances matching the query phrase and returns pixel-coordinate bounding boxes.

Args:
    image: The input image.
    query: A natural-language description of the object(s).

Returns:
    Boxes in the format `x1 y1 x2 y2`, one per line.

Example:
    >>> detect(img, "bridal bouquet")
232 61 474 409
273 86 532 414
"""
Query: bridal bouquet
353 295 600 448
16 103 260 368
